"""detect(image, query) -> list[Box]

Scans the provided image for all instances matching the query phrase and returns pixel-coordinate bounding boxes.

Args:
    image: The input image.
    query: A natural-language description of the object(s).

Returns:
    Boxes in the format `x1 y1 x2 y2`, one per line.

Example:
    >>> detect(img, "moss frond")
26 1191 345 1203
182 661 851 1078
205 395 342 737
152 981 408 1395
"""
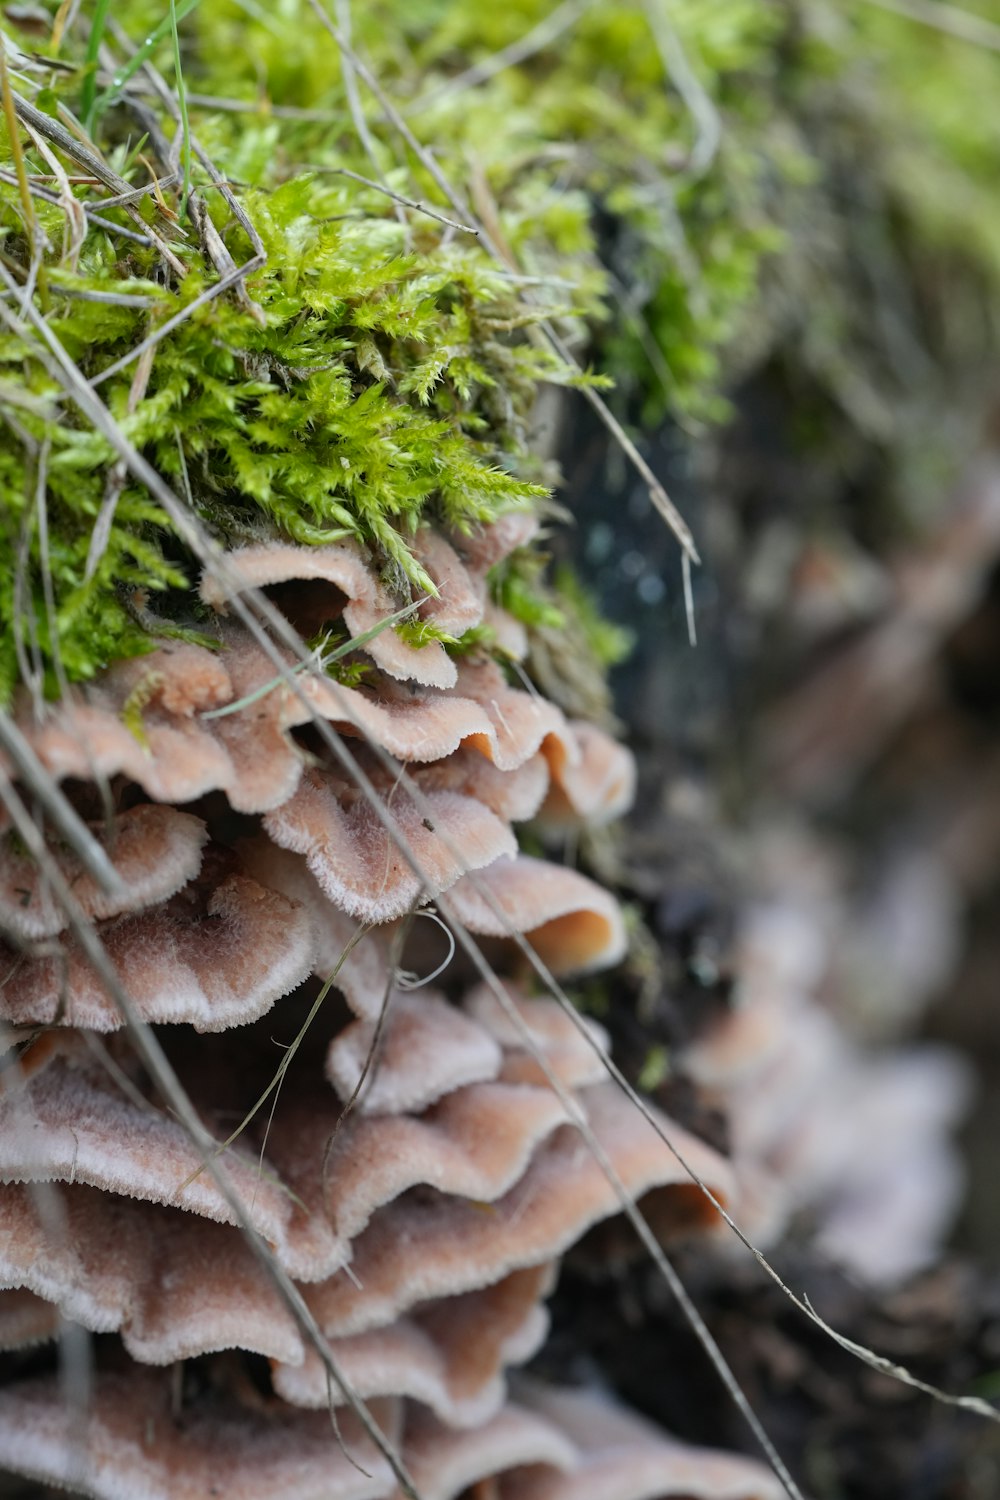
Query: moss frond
0 0 999 696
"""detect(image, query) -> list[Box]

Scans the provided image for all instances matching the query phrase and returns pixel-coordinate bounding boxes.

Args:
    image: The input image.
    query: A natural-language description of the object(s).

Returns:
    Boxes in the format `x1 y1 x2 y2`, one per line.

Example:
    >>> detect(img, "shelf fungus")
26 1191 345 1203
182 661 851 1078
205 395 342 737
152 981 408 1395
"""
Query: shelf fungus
0 514 760 1499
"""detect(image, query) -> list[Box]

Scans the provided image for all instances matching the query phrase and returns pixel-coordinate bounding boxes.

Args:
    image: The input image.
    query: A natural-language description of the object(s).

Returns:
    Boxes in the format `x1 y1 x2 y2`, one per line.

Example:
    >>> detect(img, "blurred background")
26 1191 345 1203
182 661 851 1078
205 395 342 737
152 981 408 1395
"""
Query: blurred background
484 2 1000 1489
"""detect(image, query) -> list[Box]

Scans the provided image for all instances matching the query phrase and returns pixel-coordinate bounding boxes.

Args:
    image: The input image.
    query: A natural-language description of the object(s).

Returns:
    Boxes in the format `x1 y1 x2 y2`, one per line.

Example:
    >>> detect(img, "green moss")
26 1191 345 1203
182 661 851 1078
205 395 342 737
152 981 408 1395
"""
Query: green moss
1 0 999 697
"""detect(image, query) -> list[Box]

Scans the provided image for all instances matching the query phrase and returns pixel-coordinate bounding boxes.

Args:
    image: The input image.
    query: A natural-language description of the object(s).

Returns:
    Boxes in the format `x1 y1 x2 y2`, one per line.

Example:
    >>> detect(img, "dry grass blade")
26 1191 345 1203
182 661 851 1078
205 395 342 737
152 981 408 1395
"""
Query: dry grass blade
85 344 154 580
333 0 405 228
0 41 48 308
88 258 260 388
0 717 126 904
199 599 423 721
110 32 267 320
643 0 721 178
19 122 88 271
858 0 1000 51
405 0 596 115
325 165 478 234
31 439 69 699
88 170 181 208
0 167 155 243
8 89 187 276
803 1297 1000 1420
178 924 371 1193
322 909 416 1198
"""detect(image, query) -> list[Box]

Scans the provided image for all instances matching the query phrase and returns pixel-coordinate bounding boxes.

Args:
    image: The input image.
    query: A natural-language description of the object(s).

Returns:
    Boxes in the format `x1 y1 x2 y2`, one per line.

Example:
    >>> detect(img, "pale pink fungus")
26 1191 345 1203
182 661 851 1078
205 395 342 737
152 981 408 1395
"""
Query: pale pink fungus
199 540 459 687
263 768 518 923
502 1384 787 1500
0 804 207 942
273 1267 554 1427
326 989 502 1114
0 868 314 1032
447 856 628 975
0 1370 399 1500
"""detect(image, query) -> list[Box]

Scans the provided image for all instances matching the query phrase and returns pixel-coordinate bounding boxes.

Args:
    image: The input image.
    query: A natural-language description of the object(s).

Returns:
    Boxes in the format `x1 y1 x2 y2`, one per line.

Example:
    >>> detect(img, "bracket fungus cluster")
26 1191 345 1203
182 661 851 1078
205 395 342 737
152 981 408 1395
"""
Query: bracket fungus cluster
0 518 782 1500
685 838 970 1286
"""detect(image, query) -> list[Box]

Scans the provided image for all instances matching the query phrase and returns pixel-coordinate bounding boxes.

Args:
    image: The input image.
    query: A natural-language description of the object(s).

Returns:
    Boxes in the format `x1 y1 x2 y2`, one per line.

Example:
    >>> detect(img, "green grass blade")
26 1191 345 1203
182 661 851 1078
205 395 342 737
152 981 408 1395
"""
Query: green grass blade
94 0 204 118
168 0 192 214
81 0 113 134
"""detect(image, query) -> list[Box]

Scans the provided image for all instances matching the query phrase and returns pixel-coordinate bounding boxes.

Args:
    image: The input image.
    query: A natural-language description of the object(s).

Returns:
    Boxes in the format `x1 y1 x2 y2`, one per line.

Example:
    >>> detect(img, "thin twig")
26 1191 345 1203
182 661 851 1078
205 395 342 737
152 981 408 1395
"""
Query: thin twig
32 439 69 698
47 285 159 308
114 80 347 120
178 924 370 1191
0 40 49 306
857 0 1000 51
405 0 595 116
85 344 155 580
167 0 193 212
20 122 88 273
323 165 478 234
0 717 127 904
322 910 416 1203
8 90 187 276
0 170 155 244
88 171 181 208
88 260 258 389
106 33 265 320
333 0 405 227
643 0 722 179
10 480 43 711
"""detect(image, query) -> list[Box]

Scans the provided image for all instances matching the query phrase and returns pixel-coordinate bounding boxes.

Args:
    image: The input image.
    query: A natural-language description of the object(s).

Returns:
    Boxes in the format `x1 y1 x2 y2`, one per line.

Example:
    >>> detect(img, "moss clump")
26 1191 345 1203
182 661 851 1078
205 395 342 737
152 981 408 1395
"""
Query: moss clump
1 1 1000 699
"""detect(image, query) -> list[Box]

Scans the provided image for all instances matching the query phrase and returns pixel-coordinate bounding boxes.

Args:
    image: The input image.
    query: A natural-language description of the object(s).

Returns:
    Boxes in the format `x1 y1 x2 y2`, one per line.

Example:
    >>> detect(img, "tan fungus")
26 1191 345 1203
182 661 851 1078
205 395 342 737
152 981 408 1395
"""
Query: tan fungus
502 1384 787 1500
326 989 503 1114
304 1082 732 1337
0 1182 302 1366
0 867 314 1032
449 512 539 576
447 856 628 974
0 1287 60 1351
8 642 235 808
464 981 611 1091
0 804 207 943
409 748 551 825
0 1370 399 1500
262 768 518 923
199 539 459 688
273 1266 554 1427
402 1402 575 1500
235 839 391 1020
538 721 637 828
0 1041 348 1280
410 527 486 638
235 1076 574 1276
